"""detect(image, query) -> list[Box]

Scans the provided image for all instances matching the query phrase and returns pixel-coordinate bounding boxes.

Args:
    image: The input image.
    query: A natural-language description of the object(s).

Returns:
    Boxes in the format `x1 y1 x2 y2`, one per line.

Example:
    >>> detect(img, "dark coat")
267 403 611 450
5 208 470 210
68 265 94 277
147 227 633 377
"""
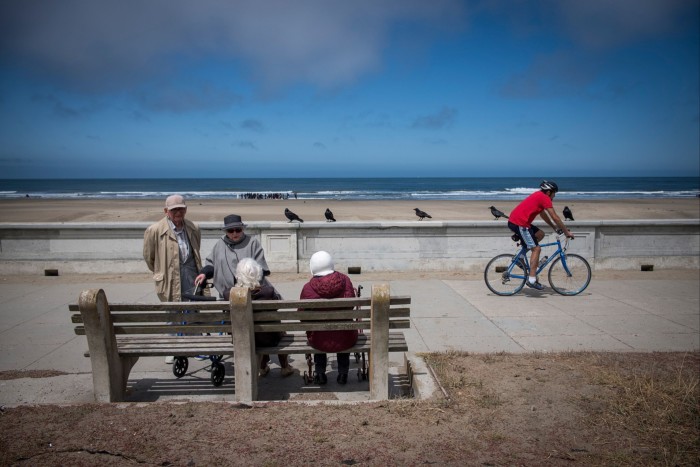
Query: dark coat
300 271 358 352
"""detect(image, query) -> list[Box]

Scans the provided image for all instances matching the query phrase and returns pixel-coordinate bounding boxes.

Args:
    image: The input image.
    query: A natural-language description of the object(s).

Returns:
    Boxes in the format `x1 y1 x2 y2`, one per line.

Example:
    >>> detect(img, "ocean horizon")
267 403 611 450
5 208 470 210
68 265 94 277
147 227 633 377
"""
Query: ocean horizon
0 177 698 201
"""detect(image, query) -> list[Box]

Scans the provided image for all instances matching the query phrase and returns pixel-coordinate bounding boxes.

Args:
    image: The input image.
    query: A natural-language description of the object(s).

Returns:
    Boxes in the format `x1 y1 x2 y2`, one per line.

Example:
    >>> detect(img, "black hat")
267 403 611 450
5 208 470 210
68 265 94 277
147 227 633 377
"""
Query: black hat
221 214 247 230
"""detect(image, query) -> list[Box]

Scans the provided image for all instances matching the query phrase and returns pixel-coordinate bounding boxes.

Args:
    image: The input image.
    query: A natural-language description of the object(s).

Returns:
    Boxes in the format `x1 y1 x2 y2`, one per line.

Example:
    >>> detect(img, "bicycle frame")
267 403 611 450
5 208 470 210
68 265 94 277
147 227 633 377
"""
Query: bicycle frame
507 234 573 279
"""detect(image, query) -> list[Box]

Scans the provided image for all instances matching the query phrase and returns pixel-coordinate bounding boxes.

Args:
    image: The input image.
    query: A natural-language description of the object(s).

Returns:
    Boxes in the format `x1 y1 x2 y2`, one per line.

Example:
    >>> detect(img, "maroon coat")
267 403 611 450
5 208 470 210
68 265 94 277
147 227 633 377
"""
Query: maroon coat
300 271 358 352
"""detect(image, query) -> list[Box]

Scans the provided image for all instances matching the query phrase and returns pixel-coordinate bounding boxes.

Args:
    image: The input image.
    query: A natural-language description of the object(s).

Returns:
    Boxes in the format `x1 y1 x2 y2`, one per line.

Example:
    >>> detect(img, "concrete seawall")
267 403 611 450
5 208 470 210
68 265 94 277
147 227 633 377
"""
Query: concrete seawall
1 219 698 275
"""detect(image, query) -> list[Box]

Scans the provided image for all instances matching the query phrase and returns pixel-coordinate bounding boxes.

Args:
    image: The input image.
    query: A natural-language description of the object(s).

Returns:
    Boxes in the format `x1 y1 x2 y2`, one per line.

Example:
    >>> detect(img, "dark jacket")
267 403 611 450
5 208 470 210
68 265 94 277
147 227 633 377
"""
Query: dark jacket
300 271 358 352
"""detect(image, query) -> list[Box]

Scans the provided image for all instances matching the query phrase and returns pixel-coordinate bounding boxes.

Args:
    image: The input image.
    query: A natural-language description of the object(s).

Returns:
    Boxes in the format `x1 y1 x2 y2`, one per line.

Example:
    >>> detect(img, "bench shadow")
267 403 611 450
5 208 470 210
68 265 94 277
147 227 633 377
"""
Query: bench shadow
124 355 410 402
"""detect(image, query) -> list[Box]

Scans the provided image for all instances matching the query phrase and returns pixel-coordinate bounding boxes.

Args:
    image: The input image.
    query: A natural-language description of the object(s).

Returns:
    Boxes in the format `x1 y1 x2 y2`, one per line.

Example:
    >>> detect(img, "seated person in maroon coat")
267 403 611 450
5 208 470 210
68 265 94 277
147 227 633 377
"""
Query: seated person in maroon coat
300 251 357 385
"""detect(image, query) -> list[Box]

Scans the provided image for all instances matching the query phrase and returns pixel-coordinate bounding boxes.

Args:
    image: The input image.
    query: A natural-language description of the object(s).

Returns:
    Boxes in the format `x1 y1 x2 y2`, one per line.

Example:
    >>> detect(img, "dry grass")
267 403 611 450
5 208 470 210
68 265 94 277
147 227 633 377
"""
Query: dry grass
1 351 698 466
577 352 700 465
423 351 700 466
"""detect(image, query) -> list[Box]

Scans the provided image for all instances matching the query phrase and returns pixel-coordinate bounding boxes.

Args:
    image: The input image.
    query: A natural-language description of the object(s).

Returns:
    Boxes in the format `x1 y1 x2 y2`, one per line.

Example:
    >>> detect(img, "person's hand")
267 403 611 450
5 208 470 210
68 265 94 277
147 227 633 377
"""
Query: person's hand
194 274 206 286
566 230 575 239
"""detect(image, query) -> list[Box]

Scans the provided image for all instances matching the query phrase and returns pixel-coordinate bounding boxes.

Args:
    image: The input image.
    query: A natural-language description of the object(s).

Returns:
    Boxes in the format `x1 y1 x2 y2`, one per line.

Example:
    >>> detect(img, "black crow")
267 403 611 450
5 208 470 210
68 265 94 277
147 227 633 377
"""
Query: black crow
284 208 303 223
563 206 574 221
413 208 432 220
489 206 509 220
324 208 336 222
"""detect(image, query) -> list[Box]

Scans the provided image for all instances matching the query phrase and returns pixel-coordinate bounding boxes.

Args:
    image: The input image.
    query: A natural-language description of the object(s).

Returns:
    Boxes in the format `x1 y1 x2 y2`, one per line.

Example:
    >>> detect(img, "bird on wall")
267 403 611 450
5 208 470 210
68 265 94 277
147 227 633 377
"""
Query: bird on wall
413 208 432 220
563 206 574 221
489 206 509 220
284 208 304 223
324 208 336 222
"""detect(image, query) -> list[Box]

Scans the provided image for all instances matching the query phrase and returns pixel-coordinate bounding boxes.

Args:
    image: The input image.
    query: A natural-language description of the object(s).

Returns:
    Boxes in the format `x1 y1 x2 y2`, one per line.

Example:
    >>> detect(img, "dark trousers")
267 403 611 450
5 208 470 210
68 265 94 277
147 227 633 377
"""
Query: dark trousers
314 352 350 375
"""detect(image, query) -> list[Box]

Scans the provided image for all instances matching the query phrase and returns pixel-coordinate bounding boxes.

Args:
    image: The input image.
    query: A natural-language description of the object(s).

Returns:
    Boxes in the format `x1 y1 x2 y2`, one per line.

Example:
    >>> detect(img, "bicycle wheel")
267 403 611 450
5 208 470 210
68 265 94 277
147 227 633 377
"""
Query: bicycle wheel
484 254 527 296
548 254 591 295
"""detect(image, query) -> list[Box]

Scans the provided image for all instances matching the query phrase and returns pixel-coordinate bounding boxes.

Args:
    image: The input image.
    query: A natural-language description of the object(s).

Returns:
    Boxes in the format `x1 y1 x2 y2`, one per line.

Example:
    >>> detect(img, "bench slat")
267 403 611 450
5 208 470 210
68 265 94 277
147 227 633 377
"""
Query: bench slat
252 307 410 321
75 324 232 335
250 295 411 310
72 308 410 324
72 312 230 324
117 335 232 344
69 297 410 313
255 320 410 333
70 302 229 312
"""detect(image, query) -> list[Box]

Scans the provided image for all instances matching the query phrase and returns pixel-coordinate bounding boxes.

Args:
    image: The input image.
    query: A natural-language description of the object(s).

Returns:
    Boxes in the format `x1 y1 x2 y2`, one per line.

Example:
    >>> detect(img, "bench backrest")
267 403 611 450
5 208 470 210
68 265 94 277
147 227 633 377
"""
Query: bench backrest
248 295 411 333
70 296 231 336
70 293 411 336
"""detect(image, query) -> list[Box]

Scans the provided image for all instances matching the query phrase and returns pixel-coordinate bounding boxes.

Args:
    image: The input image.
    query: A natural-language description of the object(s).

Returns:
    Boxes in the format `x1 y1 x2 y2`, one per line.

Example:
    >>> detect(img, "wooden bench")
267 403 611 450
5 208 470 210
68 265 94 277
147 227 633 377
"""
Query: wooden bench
70 289 233 402
230 283 411 403
71 283 411 403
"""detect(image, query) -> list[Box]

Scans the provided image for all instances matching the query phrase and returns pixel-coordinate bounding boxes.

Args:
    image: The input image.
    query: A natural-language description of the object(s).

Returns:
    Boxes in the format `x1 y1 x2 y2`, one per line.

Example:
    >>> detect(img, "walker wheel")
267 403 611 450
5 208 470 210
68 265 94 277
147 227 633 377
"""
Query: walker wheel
173 357 188 378
211 362 225 386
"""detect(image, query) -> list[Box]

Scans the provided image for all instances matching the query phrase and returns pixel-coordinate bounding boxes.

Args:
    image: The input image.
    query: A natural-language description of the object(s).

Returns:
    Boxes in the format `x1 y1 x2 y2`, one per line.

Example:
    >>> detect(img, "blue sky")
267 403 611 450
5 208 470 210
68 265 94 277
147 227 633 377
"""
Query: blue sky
1 0 698 179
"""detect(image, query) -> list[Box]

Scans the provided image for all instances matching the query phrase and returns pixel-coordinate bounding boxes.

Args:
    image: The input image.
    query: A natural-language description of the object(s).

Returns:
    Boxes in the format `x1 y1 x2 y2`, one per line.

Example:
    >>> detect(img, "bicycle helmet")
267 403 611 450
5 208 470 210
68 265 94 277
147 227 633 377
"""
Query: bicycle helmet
539 180 559 193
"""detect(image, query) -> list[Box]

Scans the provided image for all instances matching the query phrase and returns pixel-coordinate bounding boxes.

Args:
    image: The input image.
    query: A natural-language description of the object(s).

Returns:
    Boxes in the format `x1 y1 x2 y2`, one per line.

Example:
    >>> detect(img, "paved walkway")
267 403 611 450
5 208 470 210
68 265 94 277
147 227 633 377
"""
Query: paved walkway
0 272 698 405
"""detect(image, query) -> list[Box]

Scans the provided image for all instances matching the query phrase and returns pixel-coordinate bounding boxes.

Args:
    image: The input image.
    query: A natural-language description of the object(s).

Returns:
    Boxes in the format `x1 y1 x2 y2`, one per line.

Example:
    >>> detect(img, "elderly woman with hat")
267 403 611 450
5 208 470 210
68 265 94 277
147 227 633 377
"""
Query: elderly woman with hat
195 214 270 300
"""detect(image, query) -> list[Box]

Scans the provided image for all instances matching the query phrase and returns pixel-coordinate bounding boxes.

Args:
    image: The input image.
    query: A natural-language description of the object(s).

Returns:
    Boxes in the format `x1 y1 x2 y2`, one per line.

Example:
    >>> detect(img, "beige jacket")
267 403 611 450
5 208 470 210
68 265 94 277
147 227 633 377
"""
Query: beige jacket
143 217 202 301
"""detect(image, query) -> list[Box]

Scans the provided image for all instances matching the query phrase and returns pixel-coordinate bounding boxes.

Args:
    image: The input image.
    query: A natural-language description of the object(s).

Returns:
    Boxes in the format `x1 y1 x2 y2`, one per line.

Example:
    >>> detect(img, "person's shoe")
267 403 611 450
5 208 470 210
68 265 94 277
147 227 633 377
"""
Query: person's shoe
259 365 270 377
280 366 295 377
337 373 348 385
164 356 174 364
194 355 208 361
526 280 545 290
313 372 327 385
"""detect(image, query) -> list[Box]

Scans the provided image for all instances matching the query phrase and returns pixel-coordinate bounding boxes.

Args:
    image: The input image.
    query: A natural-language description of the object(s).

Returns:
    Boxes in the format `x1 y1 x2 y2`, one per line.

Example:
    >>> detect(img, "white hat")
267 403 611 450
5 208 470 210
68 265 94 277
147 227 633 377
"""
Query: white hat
310 251 335 277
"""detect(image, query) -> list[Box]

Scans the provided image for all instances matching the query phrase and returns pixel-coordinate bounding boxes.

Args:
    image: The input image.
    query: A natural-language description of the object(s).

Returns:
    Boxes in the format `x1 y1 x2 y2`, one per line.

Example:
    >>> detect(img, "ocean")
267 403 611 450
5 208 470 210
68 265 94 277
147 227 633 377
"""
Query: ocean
0 177 698 201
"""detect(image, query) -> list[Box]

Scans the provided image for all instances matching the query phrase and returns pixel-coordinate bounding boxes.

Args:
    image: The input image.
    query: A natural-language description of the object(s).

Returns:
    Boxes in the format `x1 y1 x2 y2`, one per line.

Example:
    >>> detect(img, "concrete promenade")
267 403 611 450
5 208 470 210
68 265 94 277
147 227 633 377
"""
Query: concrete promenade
0 271 698 406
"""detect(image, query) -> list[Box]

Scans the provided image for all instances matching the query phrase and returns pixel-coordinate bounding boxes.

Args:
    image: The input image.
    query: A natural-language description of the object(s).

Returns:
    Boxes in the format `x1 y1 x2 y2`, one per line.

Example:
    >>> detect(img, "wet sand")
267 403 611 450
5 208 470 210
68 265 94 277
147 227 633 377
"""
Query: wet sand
1 198 698 223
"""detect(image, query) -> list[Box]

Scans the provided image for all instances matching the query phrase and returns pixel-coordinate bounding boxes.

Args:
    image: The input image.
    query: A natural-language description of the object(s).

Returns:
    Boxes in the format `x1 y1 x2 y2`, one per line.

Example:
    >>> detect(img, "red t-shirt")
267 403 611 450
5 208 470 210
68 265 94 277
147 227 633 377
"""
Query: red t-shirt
509 191 553 227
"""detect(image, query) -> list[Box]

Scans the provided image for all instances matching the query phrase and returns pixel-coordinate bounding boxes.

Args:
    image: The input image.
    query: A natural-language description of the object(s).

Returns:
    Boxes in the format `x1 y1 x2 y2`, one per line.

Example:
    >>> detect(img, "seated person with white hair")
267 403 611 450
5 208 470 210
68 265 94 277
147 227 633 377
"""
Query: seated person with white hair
233 258 294 377
300 251 357 385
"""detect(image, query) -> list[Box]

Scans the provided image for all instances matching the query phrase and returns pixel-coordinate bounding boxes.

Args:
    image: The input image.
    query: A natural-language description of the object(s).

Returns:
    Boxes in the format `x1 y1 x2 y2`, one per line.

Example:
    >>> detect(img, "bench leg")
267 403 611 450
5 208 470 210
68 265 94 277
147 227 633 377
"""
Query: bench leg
370 284 390 400
79 289 134 402
230 288 257 403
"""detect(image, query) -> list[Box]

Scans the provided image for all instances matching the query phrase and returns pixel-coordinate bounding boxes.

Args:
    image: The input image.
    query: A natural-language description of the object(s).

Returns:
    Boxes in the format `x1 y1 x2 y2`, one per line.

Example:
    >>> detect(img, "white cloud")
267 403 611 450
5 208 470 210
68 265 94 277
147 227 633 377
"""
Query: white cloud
0 0 464 93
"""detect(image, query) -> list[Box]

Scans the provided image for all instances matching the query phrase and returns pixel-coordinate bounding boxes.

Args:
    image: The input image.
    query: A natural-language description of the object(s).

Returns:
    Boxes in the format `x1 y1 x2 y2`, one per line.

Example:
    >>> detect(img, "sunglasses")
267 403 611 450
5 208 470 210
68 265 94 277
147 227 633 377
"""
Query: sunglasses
227 228 243 233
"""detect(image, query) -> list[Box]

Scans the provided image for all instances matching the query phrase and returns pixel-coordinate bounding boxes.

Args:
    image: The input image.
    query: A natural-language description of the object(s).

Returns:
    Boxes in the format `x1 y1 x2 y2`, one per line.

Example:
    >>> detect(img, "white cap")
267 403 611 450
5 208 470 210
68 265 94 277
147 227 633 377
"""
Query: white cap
165 194 186 210
310 251 335 277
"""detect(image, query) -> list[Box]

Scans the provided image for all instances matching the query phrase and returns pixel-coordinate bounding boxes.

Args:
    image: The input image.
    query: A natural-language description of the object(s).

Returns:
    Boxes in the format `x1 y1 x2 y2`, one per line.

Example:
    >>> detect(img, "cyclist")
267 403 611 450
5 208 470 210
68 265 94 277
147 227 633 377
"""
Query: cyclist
508 180 574 290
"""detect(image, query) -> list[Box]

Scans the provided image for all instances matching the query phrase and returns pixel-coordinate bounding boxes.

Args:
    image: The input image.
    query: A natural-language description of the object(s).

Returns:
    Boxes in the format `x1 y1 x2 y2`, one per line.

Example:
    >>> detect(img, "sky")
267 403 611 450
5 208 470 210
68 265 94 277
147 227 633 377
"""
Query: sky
0 0 698 179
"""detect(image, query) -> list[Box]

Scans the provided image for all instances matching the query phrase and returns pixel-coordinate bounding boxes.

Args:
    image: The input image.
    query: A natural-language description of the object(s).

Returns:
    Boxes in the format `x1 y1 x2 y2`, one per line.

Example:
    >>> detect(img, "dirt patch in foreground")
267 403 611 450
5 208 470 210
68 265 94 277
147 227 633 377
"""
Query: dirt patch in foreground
1 351 698 466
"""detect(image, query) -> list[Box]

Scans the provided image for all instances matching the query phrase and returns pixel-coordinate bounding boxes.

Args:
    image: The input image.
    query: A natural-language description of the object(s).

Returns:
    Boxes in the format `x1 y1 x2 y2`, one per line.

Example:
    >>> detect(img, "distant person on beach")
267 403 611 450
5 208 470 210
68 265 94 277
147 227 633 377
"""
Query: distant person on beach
233 258 294 378
194 214 269 299
143 195 204 364
300 251 357 385
143 194 203 302
508 180 574 291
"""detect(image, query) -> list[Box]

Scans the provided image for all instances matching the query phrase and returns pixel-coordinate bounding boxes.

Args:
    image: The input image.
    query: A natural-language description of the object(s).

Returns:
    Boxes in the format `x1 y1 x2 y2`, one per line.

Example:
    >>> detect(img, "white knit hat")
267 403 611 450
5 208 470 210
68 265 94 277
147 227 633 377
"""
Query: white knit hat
310 251 335 277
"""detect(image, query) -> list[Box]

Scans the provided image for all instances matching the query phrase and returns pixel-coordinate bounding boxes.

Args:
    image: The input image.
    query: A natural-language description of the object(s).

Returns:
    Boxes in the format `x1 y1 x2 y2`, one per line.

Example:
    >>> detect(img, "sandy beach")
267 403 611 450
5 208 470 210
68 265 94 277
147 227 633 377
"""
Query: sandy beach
1 198 698 223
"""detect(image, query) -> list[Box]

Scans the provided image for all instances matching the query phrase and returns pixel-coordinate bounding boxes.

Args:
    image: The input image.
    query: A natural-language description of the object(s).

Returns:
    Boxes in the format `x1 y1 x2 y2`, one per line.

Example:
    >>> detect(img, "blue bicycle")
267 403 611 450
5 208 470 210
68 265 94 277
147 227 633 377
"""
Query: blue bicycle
484 231 591 296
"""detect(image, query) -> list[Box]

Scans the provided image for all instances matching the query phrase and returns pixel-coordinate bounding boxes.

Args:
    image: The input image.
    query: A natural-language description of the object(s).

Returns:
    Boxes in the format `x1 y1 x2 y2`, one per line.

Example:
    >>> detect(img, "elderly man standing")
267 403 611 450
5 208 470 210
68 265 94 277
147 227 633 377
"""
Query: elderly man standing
144 194 203 301
143 195 203 363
